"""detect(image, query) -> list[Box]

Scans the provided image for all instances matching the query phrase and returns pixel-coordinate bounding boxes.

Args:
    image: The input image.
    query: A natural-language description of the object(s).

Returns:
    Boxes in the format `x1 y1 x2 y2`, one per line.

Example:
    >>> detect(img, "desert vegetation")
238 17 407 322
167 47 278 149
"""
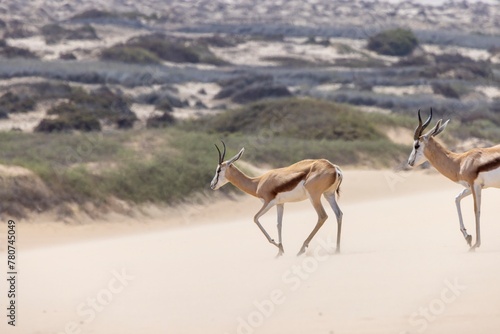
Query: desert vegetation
34 86 137 132
41 24 99 44
101 34 228 65
367 28 419 56
0 0 497 217
0 92 36 115
0 98 412 216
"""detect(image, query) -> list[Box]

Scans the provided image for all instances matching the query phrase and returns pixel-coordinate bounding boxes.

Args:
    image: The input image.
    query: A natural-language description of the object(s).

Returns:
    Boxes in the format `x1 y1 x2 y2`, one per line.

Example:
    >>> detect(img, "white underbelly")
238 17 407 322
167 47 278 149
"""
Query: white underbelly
478 168 500 188
275 181 309 204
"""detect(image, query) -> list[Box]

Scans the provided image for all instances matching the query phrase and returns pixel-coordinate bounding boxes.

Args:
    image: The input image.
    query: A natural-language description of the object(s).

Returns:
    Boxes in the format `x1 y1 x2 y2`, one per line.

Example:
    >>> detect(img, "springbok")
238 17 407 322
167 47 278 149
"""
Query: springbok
210 141 343 256
408 108 500 251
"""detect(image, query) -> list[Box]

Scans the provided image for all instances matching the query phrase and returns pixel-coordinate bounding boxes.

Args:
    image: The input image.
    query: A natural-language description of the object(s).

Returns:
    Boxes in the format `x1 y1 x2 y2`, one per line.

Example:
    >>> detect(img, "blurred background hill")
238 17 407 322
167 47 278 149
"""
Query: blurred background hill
0 0 498 218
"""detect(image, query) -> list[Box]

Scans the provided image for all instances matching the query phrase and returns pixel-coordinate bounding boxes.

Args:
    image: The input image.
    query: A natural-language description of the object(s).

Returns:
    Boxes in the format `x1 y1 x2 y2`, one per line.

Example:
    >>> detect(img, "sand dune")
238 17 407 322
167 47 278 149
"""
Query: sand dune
2 170 500 334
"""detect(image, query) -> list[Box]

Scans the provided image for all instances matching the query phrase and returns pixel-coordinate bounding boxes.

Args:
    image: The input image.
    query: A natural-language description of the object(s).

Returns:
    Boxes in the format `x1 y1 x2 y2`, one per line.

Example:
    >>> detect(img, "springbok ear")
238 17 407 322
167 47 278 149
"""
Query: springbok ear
432 119 450 137
227 148 245 165
423 119 449 138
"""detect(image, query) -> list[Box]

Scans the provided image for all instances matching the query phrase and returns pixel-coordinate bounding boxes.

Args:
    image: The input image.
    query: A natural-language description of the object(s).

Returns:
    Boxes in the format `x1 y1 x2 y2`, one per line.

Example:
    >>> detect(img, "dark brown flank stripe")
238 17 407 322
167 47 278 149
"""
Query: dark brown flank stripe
476 156 500 175
272 172 307 196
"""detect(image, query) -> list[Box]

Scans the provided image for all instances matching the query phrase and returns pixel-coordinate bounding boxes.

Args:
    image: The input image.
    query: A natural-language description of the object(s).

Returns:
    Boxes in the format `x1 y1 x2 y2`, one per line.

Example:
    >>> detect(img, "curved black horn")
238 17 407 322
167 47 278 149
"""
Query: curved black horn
414 109 422 140
215 144 222 164
413 108 434 140
220 140 226 162
422 107 433 131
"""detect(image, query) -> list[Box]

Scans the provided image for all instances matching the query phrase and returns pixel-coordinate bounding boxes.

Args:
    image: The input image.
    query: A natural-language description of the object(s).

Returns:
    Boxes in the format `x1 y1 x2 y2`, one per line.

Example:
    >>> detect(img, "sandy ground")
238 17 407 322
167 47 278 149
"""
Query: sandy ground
1 169 500 334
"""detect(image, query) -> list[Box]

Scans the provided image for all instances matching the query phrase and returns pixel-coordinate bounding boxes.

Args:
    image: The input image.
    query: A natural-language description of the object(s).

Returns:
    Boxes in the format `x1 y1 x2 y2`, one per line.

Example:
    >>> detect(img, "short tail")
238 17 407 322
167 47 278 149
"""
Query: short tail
335 166 343 199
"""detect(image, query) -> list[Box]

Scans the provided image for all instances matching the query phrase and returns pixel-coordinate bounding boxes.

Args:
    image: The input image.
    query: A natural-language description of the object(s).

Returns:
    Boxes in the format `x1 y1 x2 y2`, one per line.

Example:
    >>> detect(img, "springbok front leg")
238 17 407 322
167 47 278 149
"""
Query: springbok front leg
253 201 280 249
297 195 328 256
455 187 472 246
325 193 343 253
276 204 285 257
470 184 482 251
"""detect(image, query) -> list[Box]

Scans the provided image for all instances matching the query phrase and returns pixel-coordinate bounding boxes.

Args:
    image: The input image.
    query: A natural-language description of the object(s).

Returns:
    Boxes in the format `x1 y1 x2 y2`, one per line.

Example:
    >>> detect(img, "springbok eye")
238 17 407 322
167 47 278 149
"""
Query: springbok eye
415 143 420 149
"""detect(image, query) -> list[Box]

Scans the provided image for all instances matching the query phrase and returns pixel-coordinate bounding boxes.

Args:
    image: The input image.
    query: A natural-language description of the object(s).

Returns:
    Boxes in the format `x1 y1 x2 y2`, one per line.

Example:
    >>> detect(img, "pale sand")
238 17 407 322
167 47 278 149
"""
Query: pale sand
2 170 500 334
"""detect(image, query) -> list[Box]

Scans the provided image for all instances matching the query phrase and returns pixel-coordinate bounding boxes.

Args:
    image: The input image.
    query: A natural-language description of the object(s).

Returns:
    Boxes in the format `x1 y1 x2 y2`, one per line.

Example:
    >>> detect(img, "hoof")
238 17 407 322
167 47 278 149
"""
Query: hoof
465 235 472 247
469 243 481 252
297 247 307 256
275 244 284 258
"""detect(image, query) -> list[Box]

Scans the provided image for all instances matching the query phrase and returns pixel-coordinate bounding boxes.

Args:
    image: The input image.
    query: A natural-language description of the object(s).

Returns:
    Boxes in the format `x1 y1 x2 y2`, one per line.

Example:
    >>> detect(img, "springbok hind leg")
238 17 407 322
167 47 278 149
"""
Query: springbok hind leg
325 193 343 253
470 184 482 251
276 204 285 257
297 196 328 256
455 187 472 246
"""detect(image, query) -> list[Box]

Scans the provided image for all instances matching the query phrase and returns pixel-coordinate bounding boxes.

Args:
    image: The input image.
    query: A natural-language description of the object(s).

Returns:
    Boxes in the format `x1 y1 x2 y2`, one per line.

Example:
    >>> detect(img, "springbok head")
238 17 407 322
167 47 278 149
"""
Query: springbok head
408 108 449 167
210 141 245 190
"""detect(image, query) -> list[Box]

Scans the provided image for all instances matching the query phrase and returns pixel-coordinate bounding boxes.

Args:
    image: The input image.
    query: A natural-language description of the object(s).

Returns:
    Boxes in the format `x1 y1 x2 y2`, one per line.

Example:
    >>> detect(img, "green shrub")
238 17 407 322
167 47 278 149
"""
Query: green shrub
39 86 137 131
431 82 461 99
70 9 117 20
434 53 492 79
26 82 74 99
100 45 161 64
41 24 98 44
119 34 229 65
187 98 385 141
34 113 101 133
215 75 274 100
367 28 419 56
0 92 36 114
146 112 176 128
232 85 292 103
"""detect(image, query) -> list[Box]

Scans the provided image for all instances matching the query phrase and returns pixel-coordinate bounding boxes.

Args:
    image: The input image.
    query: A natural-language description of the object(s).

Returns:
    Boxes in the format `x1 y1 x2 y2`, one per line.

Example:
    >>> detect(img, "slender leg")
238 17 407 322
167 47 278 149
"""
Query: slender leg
325 193 343 253
455 187 472 246
470 184 482 251
276 204 285 257
298 196 328 256
254 201 280 249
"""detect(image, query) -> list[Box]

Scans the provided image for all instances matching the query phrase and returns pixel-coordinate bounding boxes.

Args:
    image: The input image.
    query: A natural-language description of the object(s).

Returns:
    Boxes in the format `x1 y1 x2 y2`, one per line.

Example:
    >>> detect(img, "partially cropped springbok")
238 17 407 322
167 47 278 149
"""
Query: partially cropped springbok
210 141 343 256
408 108 500 251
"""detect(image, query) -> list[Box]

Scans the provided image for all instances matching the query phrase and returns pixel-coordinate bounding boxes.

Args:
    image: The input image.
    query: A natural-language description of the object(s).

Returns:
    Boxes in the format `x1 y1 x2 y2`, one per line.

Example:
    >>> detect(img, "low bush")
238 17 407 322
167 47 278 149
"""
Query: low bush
70 9 118 21
41 24 98 44
146 112 176 128
36 86 137 132
215 74 291 103
24 82 73 99
367 28 419 56
421 53 493 80
106 34 229 66
3 21 36 38
60 52 77 60
136 90 187 110
100 45 161 64
35 114 101 133
0 91 36 113
431 82 464 99
0 40 37 59
187 98 385 141
232 85 291 103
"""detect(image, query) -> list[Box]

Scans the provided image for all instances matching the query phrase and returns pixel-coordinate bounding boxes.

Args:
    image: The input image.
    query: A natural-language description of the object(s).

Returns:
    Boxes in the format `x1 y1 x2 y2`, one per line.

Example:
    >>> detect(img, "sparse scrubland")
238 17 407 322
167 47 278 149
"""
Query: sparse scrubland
0 98 412 217
2 95 499 217
0 0 498 217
